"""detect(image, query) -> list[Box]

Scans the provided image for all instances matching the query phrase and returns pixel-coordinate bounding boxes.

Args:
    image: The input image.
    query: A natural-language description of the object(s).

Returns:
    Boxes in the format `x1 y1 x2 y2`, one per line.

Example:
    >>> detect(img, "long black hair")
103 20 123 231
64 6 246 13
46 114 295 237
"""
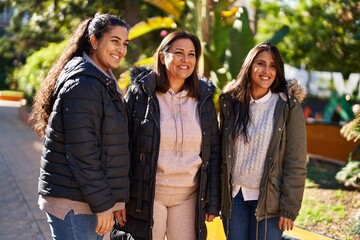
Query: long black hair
224 43 288 142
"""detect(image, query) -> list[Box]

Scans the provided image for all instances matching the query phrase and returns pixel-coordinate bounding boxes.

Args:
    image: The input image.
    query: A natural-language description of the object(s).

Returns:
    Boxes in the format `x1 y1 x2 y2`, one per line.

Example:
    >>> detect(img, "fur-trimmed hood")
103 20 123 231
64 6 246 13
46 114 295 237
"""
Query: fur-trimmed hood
285 78 307 103
130 66 152 84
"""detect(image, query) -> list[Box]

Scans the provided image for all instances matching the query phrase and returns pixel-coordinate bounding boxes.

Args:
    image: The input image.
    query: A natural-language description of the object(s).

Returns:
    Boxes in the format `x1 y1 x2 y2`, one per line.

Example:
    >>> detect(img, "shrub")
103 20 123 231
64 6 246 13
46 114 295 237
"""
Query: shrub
336 146 360 189
9 41 66 104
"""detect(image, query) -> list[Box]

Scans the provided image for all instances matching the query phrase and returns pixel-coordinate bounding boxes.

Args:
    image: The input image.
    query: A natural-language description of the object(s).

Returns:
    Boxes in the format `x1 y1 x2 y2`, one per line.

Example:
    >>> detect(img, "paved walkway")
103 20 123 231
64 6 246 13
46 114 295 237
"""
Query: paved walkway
0 100 51 239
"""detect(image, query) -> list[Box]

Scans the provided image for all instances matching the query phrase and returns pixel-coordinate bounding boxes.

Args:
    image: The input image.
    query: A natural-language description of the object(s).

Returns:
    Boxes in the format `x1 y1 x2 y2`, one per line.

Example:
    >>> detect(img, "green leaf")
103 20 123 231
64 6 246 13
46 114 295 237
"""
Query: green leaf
211 9 231 60
129 16 177 40
210 1 234 59
143 0 185 20
266 25 290 45
134 57 154 67
227 7 255 80
203 45 231 89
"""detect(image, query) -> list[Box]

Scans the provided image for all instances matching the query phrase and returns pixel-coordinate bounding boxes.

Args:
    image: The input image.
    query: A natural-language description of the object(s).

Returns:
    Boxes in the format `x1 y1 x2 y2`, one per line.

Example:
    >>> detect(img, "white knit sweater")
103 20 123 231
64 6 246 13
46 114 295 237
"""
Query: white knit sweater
232 92 279 194
155 89 202 195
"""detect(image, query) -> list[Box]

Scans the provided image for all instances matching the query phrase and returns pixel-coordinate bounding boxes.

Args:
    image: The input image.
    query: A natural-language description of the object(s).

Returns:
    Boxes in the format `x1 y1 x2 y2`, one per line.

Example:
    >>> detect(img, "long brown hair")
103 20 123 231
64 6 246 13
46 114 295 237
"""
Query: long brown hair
28 14 129 136
224 42 288 141
153 30 201 98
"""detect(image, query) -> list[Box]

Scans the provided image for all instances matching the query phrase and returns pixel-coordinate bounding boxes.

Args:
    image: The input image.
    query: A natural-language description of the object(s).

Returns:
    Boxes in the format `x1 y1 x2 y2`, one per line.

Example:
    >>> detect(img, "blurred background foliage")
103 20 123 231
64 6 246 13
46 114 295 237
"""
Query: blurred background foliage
255 0 360 79
0 0 359 101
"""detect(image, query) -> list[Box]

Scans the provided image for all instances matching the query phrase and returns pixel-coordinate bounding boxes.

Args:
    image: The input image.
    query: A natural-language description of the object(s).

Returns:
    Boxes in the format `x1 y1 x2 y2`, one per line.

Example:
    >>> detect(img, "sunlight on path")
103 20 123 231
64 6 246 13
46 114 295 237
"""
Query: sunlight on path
206 217 335 240
284 226 335 240
0 99 22 107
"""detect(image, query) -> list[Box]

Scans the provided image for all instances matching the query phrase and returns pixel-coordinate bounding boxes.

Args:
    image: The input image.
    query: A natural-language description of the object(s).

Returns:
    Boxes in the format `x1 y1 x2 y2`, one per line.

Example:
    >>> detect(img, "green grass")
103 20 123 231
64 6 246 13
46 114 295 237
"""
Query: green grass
296 158 360 239
298 162 344 225
334 189 344 200
297 198 346 225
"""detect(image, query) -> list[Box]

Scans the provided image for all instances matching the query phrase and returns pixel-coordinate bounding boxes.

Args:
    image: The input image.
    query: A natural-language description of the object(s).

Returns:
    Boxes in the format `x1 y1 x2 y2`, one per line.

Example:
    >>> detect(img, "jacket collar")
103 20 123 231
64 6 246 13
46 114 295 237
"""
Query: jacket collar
82 52 116 79
198 78 215 103
130 66 155 95
54 56 111 97
250 90 272 104
57 56 112 84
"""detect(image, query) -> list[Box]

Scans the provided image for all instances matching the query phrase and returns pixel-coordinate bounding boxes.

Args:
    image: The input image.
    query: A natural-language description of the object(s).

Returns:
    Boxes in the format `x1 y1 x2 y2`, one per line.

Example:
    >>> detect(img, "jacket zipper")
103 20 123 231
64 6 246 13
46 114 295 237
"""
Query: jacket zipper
256 101 289 221
197 89 212 239
148 94 160 240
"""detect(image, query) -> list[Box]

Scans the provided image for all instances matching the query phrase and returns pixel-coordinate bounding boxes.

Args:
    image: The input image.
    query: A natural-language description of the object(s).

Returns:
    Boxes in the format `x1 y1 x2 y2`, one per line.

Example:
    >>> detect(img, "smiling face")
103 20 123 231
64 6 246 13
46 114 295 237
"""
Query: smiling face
89 25 129 72
160 38 196 87
250 51 277 99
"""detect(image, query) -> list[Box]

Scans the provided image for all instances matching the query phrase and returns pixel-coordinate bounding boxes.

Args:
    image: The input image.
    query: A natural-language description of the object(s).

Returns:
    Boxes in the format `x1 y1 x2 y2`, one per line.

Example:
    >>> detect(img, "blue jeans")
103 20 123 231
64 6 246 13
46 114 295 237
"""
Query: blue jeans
222 191 283 240
46 210 104 240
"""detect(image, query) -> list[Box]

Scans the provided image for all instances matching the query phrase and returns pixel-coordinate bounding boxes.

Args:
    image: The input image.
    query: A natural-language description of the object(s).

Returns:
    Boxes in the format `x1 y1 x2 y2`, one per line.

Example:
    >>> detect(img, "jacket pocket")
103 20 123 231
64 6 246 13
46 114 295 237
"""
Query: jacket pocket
267 177 282 213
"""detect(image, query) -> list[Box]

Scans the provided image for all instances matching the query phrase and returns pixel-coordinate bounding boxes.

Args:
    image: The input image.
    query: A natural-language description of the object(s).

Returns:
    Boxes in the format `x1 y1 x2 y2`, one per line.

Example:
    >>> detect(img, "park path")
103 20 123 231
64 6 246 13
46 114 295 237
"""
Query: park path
0 100 51 239
0 100 113 240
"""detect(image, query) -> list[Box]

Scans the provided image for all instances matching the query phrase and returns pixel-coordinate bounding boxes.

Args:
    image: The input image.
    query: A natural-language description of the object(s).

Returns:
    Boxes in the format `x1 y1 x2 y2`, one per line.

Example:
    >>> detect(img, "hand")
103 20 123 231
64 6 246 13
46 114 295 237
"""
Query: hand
96 212 114 235
205 214 215 222
278 216 294 231
114 208 127 227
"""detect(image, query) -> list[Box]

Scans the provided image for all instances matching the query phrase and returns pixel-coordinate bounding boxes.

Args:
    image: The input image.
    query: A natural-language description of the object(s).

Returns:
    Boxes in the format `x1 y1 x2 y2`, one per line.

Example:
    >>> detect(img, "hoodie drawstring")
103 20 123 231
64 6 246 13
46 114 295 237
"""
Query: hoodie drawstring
169 90 184 157
255 216 268 240
179 92 184 157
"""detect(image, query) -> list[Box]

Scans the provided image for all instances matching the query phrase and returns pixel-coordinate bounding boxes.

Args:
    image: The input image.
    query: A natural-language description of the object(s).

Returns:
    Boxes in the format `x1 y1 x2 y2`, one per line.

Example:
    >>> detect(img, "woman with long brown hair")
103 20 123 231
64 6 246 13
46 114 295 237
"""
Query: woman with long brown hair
220 43 307 240
29 13 131 239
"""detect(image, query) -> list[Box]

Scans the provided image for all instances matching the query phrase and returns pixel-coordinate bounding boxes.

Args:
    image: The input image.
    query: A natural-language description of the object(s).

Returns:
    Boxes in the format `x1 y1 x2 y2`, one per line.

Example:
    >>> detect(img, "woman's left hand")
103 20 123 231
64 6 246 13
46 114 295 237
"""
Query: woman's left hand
205 214 215 222
96 211 114 235
114 208 127 227
278 216 294 231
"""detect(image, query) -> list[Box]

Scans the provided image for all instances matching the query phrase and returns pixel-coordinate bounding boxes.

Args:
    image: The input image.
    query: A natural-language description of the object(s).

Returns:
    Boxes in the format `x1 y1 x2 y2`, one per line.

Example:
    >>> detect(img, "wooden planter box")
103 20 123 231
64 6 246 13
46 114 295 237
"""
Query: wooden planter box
306 122 358 164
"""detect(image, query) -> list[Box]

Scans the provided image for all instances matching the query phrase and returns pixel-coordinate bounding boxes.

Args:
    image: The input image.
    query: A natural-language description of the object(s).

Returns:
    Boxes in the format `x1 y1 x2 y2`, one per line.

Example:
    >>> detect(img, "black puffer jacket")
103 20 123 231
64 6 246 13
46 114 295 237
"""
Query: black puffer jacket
113 67 221 240
38 57 130 213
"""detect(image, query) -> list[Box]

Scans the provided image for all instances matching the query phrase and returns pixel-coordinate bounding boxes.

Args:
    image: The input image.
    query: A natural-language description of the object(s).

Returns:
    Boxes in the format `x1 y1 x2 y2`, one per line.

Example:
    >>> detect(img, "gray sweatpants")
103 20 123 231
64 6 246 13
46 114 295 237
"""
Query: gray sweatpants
152 189 197 240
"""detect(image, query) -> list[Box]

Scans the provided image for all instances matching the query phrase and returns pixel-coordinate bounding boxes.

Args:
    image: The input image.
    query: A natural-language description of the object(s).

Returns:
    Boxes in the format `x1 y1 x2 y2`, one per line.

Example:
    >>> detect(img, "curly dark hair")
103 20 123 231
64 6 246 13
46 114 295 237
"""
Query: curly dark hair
28 14 129 136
